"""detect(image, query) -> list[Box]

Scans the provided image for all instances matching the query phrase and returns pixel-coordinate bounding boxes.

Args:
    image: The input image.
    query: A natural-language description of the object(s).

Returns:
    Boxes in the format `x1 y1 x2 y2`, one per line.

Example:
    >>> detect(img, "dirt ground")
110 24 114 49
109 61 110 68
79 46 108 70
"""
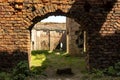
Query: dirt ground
30 67 84 80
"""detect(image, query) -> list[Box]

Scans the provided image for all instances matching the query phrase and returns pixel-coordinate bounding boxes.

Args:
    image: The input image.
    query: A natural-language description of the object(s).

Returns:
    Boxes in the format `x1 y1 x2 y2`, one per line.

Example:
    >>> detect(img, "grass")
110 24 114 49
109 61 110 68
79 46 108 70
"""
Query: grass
1 50 120 80
29 50 120 80
30 50 86 69
30 53 46 67
29 50 88 79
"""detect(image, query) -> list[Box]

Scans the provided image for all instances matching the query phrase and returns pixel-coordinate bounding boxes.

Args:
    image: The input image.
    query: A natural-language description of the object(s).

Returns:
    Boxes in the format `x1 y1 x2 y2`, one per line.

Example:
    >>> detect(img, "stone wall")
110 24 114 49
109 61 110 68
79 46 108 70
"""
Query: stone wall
0 0 120 70
66 18 83 55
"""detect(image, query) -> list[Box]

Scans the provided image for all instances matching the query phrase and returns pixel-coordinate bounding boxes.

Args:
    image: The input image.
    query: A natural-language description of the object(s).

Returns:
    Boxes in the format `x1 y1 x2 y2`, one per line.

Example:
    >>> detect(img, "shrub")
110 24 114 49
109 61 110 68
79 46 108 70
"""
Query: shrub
107 66 117 76
12 61 31 80
106 62 120 76
92 62 120 77
115 62 120 71
0 72 11 80
92 69 104 78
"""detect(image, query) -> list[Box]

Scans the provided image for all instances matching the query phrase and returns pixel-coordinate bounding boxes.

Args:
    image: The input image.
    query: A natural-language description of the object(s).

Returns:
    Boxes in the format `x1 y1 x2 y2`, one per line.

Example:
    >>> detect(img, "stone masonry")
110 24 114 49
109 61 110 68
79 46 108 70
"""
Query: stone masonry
0 0 120 70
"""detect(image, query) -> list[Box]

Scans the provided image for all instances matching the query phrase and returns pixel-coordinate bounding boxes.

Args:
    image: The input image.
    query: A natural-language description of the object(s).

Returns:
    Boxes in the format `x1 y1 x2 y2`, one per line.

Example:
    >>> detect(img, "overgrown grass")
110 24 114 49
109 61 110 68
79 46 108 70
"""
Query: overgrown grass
30 50 120 80
1 50 120 80
29 50 89 79
30 50 86 72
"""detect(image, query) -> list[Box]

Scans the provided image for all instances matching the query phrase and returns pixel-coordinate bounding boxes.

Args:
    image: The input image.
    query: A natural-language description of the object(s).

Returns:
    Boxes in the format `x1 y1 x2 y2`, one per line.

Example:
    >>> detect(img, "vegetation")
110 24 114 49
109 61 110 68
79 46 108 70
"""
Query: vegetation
0 50 120 80
0 60 30 80
30 50 86 75
12 61 31 80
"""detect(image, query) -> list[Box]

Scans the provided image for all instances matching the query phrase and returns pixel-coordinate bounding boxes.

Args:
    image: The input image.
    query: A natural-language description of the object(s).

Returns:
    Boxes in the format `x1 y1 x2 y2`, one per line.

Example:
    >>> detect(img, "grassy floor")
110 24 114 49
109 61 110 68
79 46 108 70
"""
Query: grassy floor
1 50 120 80
30 50 87 79
29 50 120 80
31 50 86 67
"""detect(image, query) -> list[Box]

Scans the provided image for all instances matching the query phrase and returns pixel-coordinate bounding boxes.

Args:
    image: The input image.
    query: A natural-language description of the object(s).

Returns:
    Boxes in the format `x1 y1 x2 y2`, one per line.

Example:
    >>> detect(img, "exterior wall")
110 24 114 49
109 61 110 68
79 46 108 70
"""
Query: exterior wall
31 22 66 51
0 0 119 70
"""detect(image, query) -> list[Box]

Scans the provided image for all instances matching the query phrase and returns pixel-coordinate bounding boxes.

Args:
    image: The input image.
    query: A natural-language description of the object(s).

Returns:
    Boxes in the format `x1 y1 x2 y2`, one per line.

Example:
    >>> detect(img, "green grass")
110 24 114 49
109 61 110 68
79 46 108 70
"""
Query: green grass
30 50 86 69
1 50 120 80
30 50 120 80
29 50 88 79
30 53 46 67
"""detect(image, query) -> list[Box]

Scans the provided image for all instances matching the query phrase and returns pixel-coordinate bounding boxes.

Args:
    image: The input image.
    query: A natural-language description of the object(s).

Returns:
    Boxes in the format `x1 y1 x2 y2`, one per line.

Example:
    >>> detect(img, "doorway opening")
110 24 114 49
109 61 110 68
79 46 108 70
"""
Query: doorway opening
29 15 87 79
31 16 67 52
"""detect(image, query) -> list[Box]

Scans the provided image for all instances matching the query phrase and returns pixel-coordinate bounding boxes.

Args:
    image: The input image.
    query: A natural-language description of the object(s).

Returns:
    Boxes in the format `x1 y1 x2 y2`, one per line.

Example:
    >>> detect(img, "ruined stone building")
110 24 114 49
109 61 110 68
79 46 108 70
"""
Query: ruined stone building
0 0 120 70
31 22 66 51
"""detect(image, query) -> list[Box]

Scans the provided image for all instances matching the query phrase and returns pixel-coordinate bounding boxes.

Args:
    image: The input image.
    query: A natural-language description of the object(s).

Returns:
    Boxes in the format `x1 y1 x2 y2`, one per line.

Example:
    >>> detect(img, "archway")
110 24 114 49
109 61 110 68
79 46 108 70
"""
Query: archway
20 0 118 70
23 4 97 80
29 12 88 78
31 18 90 80
22 1 98 70
31 16 67 51
29 13 87 63
0 0 118 73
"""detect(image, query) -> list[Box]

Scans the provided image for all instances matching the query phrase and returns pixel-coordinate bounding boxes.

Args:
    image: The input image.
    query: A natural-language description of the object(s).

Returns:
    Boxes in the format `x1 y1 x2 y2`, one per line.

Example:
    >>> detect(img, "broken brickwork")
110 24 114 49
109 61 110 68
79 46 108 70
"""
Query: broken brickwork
0 0 120 70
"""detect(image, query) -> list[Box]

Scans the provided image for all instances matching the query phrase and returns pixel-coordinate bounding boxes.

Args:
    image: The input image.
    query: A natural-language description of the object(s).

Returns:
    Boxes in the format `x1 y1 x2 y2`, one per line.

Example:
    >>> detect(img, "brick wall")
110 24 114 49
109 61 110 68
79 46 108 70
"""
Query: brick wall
0 0 120 70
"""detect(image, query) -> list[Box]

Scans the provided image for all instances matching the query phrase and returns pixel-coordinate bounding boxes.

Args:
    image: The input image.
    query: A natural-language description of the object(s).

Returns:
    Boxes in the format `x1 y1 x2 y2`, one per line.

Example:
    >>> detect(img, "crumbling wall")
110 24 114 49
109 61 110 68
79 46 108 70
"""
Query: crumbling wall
0 0 119 70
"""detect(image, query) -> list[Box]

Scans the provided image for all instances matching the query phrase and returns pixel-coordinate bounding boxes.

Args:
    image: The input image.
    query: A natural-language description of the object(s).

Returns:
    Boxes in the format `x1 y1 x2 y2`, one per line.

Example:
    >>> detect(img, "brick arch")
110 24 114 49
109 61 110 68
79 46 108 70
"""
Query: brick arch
23 4 69 29
23 3 97 56
23 4 97 30
22 3 98 70
0 0 119 71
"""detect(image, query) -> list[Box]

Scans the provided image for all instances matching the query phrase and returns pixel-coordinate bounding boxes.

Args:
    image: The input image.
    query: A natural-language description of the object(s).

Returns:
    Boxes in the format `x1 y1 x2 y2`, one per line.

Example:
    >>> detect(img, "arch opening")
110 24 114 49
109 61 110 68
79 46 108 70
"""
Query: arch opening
24 2 96 76
28 10 88 55
31 15 67 51
0 0 119 77
29 14 87 78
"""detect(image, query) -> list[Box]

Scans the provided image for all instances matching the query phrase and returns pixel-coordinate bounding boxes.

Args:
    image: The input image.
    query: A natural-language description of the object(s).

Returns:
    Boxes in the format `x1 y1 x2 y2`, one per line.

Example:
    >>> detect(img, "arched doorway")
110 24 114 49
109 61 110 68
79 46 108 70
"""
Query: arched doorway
31 16 67 51
23 0 118 70
23 2 94 70
0 0 119 73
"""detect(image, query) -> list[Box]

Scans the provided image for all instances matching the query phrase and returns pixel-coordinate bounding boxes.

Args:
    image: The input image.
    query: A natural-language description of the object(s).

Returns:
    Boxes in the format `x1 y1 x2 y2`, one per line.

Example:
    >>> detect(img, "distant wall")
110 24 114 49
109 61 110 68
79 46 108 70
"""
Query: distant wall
31 22 66 51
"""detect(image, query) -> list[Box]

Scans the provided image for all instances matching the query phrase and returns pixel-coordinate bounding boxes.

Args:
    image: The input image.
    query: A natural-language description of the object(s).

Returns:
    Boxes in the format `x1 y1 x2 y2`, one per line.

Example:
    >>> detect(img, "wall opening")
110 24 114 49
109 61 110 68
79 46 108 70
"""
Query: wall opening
29 15 88 78
31 16 67 52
